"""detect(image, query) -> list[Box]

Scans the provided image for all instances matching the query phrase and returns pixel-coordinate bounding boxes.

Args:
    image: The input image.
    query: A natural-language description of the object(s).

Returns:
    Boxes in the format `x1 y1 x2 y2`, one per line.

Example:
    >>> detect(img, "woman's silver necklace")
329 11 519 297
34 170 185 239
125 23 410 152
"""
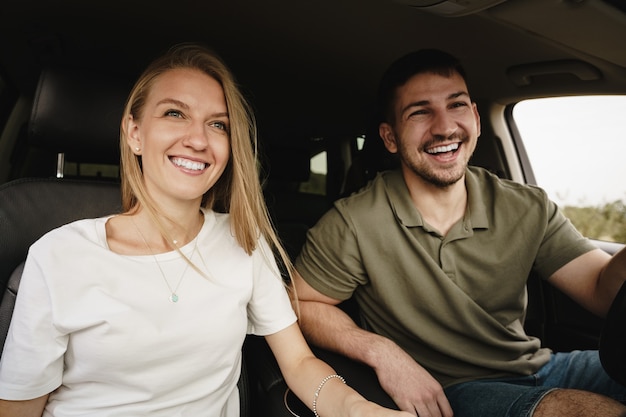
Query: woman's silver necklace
131 218 198 303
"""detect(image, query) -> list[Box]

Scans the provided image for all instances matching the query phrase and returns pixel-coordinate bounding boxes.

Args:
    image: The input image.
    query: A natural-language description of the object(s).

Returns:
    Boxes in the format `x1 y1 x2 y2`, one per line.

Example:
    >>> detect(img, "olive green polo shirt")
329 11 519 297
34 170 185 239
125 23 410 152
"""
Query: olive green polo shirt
296 167 596 388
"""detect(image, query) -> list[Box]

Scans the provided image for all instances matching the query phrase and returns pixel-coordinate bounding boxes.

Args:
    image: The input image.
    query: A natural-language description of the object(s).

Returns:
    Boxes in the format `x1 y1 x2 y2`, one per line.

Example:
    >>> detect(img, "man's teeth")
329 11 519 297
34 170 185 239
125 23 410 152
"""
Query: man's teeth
171 157 206 171
426 143 460 154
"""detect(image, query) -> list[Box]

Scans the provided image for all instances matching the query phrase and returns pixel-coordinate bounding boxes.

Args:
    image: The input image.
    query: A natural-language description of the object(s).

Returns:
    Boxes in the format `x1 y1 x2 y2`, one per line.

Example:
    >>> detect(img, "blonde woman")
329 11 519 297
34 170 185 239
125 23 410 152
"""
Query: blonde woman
0 44 412 417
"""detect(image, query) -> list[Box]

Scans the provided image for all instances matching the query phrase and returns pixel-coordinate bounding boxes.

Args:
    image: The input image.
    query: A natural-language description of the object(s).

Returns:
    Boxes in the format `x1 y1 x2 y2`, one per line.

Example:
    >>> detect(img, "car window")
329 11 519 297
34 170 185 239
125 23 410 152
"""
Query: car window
512 96 626 243
299 150 327 195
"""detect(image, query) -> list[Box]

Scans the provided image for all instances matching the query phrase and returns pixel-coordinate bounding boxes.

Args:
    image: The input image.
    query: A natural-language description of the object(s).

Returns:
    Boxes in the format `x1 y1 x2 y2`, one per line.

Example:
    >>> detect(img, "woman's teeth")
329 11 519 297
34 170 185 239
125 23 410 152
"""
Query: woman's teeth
171 157 206 171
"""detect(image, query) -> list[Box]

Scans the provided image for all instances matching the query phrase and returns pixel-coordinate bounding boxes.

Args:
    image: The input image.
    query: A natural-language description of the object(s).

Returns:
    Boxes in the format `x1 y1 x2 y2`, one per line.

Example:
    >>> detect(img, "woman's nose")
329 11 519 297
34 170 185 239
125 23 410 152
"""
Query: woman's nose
182 121 209 150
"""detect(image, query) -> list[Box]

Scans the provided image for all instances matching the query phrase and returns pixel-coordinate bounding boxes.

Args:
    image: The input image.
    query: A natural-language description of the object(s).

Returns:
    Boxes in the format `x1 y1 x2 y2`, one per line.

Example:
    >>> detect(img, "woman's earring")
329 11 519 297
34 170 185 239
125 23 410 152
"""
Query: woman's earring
135 147 140 152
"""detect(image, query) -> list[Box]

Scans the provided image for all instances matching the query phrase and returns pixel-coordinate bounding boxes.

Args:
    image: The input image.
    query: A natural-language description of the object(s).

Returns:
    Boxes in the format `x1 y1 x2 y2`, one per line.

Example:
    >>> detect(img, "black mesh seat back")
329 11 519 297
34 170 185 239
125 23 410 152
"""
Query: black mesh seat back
0 177 122 356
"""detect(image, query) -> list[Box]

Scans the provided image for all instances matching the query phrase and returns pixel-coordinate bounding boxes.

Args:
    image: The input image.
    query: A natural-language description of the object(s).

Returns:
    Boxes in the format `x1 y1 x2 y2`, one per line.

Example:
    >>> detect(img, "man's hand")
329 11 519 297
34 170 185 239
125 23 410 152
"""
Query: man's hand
373 340 453 417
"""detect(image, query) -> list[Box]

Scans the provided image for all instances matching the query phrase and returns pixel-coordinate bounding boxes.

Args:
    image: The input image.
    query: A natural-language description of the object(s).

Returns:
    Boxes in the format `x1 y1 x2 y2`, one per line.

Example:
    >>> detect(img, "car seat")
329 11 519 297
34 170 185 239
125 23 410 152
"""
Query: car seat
0 65 127 357
248 145 398 415
262 145 332 261
0 66 257 416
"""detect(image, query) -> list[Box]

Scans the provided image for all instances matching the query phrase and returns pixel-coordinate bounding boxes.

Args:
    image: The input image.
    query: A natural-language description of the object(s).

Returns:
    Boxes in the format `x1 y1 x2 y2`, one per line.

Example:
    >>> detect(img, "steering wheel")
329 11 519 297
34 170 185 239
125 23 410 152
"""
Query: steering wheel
599 281 626 386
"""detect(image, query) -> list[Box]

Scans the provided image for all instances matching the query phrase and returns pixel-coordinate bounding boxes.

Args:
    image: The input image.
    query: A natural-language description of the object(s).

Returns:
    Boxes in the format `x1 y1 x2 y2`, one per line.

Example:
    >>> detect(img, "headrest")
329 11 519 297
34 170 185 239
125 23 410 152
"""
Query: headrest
28 66 132 164
264 147 311 183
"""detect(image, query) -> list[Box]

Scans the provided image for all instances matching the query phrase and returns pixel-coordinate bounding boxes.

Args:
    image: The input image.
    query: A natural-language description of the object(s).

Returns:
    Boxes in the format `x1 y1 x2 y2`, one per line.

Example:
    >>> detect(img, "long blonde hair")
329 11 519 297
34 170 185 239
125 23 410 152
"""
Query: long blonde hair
119 43 293 280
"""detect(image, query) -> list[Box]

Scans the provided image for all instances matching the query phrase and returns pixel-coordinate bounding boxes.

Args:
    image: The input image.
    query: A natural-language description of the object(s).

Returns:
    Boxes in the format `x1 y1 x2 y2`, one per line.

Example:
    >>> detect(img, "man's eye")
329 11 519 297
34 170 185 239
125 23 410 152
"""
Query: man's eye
408 109 428 118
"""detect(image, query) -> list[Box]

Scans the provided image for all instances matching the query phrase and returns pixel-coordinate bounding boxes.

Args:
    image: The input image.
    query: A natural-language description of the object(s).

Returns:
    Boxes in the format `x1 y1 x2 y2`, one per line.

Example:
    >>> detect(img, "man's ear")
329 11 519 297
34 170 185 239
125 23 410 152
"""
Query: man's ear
125 115 142 154
379 122 398 154
473 102 481 138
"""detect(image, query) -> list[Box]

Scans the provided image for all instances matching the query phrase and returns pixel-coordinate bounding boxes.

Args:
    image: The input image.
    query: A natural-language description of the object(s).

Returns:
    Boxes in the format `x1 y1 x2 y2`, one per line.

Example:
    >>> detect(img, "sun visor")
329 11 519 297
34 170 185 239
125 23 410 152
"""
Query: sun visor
392 0 506 17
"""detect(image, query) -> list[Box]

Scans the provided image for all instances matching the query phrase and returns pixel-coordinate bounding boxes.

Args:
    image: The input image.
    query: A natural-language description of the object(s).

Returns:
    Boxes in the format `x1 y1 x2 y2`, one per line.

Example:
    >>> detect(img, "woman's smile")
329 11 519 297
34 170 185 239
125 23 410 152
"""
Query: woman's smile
170 156 208 173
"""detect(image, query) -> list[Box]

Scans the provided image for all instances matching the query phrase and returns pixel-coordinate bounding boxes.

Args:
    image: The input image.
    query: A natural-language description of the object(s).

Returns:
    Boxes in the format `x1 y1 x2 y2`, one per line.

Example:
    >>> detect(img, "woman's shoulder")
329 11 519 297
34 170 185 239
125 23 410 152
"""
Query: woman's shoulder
31 216 111 252
201 208 231 232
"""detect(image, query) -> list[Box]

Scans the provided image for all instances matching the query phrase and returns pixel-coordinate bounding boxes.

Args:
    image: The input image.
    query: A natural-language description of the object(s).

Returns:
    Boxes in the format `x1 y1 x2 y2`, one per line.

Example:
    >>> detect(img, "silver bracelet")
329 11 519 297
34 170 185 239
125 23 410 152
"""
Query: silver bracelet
284 388 301 417
313 374 346 417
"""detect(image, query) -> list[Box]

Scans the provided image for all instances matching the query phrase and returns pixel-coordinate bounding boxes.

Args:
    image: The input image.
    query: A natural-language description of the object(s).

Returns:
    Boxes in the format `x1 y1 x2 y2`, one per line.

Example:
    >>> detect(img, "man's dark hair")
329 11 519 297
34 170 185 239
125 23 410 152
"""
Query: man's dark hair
376 49 467 125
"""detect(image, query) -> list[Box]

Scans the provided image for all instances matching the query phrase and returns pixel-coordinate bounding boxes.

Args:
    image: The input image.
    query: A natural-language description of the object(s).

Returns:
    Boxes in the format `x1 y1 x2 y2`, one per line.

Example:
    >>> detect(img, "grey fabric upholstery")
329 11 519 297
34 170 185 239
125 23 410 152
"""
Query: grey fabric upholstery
0 178 122 356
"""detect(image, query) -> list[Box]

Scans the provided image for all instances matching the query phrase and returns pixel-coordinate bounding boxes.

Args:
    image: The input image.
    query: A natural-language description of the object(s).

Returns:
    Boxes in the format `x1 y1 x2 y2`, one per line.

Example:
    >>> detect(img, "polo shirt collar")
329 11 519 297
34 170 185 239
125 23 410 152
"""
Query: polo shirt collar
385 169 423 228
465 167 489 229
384 167 489 230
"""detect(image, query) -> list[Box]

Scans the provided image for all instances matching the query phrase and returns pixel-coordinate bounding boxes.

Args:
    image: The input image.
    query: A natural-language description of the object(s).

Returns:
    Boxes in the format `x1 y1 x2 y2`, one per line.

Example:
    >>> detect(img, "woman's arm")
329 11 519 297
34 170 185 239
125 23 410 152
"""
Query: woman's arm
265 323 413 417
0 394 48 417
290 270 452 417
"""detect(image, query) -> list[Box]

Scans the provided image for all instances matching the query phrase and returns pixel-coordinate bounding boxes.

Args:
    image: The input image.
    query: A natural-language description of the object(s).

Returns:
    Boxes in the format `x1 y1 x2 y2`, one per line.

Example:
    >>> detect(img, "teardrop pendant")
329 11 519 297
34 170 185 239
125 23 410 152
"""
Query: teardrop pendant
131 216 200 304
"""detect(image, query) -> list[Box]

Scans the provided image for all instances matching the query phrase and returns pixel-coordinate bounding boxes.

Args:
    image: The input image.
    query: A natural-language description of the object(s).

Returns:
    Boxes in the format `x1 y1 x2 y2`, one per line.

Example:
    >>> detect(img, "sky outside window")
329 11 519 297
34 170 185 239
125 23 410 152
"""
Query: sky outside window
513 96 626 208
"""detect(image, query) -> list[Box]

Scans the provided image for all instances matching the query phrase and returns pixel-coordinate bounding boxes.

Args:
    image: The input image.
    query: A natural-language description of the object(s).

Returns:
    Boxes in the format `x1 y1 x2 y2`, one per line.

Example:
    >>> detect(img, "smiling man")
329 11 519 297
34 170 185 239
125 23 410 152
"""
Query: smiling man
292 49 626 417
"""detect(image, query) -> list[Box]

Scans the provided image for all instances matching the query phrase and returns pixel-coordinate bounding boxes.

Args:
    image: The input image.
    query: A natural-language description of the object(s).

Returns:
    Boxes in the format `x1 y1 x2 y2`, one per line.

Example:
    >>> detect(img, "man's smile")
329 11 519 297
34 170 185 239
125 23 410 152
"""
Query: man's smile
425 142 460 155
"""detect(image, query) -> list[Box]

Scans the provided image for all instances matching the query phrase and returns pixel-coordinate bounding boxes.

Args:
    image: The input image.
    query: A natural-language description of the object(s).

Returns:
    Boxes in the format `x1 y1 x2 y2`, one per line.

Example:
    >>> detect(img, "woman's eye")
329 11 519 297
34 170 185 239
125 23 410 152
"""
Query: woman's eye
211 121 229 132
165 109 183 118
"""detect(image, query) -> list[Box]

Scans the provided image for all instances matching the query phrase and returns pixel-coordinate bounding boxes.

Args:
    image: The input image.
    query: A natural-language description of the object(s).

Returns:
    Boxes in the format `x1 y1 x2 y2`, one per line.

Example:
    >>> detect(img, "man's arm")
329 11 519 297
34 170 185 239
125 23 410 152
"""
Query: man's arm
548 247 626 317
265 324 414 417
292 270 453 417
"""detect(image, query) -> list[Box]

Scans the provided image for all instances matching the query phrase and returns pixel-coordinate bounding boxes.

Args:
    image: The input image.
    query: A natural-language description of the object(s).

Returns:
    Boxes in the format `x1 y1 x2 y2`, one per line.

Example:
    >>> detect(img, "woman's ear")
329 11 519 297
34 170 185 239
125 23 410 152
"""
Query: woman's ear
379 122 398 154
125 115 142 154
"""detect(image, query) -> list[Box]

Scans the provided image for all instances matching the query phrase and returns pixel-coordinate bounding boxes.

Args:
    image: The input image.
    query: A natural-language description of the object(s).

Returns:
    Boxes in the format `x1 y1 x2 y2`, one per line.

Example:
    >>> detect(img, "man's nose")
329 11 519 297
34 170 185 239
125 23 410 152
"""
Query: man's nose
430 110 458 138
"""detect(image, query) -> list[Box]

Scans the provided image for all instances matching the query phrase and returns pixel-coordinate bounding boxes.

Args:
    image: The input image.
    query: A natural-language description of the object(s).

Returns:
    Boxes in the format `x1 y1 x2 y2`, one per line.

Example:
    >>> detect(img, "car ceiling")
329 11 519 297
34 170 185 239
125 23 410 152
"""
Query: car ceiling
2 0 626 148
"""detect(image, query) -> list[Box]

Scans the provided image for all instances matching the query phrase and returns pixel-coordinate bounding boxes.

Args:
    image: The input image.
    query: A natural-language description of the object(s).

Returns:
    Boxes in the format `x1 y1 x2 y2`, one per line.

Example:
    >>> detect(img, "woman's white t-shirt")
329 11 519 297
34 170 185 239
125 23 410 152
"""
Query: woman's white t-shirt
0 209 297 416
